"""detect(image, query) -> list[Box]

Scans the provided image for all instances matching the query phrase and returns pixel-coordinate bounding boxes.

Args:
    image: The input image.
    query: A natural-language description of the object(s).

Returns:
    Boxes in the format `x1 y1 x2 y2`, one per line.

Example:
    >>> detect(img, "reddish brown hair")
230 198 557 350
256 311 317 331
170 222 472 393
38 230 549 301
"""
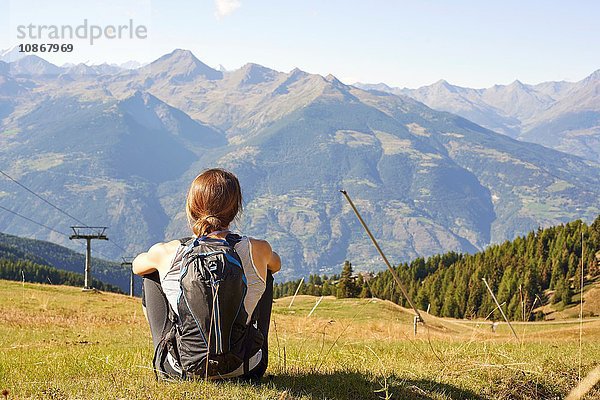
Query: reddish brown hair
186 168 243 236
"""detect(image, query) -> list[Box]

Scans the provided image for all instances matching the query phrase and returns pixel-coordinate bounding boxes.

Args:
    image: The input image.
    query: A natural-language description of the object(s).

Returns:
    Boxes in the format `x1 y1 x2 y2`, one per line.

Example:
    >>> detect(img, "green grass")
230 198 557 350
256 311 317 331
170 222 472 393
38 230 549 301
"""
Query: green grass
1 281 599 399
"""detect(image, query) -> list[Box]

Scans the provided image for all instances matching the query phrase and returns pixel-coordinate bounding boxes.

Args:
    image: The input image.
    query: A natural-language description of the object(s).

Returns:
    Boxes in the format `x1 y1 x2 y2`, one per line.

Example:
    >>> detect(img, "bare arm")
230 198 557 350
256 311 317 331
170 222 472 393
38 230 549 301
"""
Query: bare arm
268 250 281 273
132 240 179 276
249 238 281 279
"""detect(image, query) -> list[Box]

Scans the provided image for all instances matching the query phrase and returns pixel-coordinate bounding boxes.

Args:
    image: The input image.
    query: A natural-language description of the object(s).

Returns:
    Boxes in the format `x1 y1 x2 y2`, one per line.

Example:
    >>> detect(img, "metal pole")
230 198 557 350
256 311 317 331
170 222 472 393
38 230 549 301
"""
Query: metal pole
85 238 91 289
130 269 134 297
69 226 108 291
340 190 423 322
482 277 518 340
121 259 134 297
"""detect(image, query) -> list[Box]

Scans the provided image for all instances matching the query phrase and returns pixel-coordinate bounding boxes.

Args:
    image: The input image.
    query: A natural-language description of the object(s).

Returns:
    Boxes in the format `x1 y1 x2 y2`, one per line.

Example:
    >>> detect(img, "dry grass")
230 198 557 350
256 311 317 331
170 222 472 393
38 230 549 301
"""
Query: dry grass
0 281 599 399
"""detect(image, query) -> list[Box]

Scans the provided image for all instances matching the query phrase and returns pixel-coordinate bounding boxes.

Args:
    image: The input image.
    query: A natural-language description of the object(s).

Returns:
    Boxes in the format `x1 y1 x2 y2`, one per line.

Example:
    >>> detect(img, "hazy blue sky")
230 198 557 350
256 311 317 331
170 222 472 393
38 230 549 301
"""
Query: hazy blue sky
1 0 599 88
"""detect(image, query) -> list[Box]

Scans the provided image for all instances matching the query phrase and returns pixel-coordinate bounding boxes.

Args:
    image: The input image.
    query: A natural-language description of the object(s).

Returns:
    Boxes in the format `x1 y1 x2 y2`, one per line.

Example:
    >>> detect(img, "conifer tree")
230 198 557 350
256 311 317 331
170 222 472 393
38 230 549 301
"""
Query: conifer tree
337 260 356 298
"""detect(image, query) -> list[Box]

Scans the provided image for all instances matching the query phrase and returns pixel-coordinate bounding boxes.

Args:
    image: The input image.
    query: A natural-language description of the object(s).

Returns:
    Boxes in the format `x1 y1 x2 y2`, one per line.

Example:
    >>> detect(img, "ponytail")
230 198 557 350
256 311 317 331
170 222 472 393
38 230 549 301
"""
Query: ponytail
185 169 243 237
192 215 223 237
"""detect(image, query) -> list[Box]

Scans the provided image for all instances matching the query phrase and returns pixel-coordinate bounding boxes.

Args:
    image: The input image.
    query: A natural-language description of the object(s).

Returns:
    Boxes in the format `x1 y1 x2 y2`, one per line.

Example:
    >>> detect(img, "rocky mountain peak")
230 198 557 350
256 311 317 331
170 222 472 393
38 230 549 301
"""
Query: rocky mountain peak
145 49 223 81
9 55 63 76
229 62 279 85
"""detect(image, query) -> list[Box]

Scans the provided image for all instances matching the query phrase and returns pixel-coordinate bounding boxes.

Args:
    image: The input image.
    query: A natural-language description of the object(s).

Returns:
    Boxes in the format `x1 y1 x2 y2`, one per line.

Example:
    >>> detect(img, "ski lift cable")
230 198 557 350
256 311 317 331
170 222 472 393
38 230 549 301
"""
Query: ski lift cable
0 168 129 255
0 204 69 237
0 203 116 261
0 169 88 227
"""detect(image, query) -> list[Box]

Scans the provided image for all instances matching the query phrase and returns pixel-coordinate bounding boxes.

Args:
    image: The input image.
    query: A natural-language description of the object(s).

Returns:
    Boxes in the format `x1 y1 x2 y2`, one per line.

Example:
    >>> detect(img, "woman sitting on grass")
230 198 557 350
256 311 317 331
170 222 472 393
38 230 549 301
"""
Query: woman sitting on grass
133 168 281 380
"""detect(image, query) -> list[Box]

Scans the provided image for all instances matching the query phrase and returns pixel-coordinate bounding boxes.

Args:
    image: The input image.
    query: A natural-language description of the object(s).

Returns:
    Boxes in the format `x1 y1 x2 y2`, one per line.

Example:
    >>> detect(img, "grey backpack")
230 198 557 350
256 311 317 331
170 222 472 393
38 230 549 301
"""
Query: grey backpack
153 234 263 379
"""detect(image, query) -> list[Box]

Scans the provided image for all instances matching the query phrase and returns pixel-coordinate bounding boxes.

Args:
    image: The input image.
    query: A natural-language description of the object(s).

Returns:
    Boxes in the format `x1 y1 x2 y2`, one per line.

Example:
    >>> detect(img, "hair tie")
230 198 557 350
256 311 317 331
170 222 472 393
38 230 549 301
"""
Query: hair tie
204 215 220 220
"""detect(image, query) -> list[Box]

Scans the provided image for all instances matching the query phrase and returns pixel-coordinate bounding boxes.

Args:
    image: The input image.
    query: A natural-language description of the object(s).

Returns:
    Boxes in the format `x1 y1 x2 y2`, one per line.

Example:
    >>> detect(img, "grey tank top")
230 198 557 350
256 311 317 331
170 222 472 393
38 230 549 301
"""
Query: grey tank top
161 236 267 324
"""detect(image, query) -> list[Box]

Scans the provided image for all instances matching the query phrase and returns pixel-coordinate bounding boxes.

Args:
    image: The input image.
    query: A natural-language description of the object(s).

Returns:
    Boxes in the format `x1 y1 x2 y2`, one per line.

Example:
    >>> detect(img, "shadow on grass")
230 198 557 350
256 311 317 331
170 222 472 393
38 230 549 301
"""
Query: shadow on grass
263 371 483 400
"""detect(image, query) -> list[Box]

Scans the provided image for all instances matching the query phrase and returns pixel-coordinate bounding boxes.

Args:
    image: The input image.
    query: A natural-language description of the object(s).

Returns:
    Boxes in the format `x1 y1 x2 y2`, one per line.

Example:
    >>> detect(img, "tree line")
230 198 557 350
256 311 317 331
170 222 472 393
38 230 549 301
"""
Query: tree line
0 231 131 292
0 258 123 293
274 216 600 321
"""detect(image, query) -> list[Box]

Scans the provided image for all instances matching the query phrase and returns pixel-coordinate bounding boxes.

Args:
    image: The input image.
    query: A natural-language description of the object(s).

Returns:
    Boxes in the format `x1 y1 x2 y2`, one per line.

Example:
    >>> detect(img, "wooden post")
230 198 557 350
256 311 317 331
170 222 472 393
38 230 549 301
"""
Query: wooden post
482 277 518 340
340 190 424 323
288 277 304 308
308 296 324 317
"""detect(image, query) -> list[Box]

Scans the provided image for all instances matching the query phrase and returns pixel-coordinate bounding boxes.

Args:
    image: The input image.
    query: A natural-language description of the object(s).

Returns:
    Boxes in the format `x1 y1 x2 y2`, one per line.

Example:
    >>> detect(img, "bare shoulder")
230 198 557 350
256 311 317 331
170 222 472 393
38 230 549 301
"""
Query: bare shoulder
152 240 181 255
132 240 180 276
248 237 281 274
248 238 272 255
147 240 180 262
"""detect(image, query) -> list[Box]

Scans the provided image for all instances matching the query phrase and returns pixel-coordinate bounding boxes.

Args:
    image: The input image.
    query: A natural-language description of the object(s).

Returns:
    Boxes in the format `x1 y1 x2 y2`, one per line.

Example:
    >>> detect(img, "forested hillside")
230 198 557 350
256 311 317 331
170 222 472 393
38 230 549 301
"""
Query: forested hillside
0 258 122 293
0 232 133 292
274 216 600 320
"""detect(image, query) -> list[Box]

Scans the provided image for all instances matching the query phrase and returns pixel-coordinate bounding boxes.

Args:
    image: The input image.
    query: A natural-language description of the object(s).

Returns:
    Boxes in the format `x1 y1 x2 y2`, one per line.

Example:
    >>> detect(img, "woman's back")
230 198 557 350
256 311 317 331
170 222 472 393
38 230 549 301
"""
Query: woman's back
160 234 270 324
132 168 280 380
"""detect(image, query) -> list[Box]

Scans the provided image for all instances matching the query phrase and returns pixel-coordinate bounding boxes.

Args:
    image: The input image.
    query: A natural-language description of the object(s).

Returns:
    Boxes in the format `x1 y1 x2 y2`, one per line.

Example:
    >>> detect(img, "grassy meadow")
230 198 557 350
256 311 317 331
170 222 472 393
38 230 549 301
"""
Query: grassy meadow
0 279 599 399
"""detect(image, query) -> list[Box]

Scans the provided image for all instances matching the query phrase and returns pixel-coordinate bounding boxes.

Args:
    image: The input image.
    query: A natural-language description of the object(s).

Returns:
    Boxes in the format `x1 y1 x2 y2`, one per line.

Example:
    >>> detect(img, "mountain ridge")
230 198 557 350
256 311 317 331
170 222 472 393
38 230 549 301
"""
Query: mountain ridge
355 69 600 162
1 51 599 280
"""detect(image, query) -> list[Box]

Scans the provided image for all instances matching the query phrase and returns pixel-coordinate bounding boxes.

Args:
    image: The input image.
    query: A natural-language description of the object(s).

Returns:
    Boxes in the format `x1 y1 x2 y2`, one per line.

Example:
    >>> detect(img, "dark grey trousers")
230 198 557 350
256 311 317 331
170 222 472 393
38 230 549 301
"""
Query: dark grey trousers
141 270 274 379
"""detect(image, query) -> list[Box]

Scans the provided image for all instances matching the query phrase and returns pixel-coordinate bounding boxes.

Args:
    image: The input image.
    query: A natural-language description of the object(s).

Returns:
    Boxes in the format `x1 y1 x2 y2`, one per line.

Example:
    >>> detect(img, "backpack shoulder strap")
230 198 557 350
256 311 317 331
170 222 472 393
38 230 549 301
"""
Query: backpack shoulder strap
179 237 194 245
171 237 194 269
225 233 242 247
190 233 241 250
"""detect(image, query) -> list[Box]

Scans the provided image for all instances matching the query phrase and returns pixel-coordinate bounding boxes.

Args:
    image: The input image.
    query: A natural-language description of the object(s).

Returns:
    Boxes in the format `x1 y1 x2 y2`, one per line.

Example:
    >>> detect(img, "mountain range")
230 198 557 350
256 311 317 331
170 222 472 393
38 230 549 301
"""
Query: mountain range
1 49 599 280
0 46 144 70
355 71 600 162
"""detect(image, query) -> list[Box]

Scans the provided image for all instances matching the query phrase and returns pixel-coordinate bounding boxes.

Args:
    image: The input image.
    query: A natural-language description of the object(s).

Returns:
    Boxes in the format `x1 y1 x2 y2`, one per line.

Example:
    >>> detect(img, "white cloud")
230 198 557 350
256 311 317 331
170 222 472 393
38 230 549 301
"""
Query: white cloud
214 0 241 19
